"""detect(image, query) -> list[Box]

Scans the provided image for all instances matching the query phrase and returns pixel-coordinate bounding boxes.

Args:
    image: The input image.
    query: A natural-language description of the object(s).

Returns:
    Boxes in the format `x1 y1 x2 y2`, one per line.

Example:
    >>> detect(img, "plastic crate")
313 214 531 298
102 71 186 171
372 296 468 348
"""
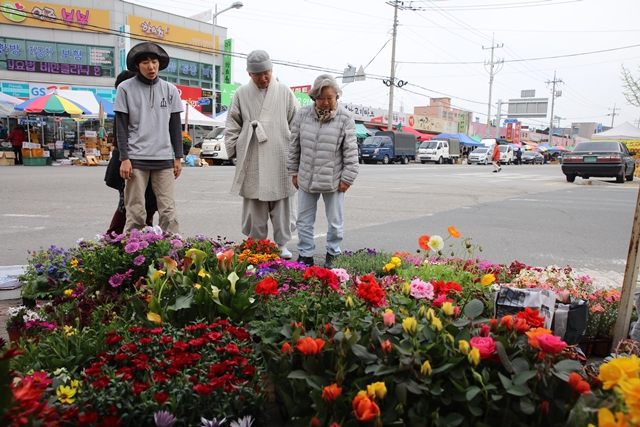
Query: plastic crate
23 157 50 166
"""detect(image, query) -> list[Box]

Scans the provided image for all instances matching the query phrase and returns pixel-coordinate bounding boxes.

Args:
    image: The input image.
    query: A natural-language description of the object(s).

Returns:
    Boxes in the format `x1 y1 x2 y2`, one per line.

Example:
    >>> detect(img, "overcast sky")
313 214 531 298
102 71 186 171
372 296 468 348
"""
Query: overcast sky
125 0 640 130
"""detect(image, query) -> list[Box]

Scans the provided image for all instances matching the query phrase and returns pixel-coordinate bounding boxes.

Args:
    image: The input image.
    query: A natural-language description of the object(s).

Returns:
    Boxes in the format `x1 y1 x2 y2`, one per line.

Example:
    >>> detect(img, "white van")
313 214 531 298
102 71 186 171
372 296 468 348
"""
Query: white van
498 145 514 165
200 128 235 165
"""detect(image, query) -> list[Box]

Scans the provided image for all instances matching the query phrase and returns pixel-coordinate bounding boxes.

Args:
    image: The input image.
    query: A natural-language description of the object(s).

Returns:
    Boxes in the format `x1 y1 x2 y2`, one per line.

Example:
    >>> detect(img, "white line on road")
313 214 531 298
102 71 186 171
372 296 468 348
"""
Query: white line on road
3 214 50 218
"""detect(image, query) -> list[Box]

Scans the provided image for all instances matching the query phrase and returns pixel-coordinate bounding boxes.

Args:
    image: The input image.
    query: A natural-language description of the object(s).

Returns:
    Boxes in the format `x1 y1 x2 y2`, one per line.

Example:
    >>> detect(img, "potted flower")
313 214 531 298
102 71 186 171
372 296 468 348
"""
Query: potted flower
6 305 55 344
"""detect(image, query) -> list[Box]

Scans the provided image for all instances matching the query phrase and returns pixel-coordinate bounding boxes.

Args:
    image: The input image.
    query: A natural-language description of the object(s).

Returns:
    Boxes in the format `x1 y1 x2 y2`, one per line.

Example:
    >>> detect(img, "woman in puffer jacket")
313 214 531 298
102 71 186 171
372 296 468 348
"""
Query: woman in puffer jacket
287 74 359 269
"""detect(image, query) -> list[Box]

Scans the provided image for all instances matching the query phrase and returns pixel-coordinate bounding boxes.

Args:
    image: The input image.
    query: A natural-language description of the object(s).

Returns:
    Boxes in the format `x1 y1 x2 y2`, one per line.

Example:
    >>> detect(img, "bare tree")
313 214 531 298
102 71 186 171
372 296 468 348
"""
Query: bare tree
621 64 640 107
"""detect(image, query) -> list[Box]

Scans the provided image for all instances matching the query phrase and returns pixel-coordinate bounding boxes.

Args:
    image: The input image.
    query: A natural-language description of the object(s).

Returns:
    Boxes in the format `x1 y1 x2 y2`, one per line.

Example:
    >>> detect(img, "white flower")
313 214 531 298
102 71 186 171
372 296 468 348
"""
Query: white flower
246 265 255 273
428 235 444 252
230 416 254 427
78 237 86 244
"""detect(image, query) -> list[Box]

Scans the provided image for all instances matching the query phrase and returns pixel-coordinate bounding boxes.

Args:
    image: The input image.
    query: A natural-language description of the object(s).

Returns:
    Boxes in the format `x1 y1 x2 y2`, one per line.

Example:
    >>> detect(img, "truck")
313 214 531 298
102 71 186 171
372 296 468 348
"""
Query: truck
359 131 416 165
418 138 460 164
200 127 236 166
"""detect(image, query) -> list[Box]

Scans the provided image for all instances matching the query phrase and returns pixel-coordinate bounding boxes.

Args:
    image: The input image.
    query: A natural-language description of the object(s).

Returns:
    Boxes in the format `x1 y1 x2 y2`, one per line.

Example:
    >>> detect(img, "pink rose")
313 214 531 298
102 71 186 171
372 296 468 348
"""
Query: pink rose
382 311 395 327
479 324 491 337
410 279 434 300
470 336 497 359
535 334 567 354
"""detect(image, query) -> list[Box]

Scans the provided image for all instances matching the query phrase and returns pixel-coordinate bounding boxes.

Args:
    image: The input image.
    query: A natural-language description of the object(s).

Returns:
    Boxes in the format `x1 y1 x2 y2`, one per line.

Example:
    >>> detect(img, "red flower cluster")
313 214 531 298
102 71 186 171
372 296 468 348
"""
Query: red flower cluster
515 307 545 328
568 372 591 395
355 275 386 307
432 280 463 296
304 266 339 291
255 277 279 296
237 237 279 255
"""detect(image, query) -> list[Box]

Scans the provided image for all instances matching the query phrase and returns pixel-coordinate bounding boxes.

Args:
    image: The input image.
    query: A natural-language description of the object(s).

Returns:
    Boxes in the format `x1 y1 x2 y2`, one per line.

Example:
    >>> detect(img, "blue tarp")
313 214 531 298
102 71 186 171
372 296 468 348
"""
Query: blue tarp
431 132 483 147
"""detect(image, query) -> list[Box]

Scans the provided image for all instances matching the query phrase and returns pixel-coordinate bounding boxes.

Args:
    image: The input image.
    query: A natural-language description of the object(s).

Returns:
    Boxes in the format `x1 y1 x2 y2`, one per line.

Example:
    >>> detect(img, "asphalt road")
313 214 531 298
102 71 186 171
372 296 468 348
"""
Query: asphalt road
0 161 638 287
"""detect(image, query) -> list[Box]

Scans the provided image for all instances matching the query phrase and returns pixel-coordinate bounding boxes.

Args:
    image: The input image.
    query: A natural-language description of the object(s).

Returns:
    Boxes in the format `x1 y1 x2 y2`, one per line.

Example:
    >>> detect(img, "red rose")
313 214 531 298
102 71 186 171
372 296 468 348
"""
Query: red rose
322 383 342 402
352 394 380 422
470 336 497 359
153 392 169 404
515 307 545 328
281 342 292 355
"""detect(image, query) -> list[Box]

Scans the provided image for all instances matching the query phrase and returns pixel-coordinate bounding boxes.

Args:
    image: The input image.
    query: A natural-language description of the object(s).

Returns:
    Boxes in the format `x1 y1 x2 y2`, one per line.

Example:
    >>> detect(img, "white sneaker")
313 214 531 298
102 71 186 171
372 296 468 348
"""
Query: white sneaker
278 245 292 259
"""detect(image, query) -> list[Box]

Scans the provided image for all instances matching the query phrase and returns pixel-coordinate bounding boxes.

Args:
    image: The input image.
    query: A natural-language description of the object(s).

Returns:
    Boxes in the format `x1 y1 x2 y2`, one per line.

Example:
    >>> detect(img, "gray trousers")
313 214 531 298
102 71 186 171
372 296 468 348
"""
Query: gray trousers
242 196 296 246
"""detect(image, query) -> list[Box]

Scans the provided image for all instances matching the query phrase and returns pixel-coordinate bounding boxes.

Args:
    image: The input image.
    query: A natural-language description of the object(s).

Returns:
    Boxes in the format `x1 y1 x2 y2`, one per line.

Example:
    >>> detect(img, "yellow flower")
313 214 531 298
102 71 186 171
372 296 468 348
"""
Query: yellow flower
56 385 76 404
211 286 220 298
481 274 496 287
151 270 165 282
63 325 76 337
147 312 163 325
618 377 640 409
367 382 387 399
402 317 418 335
430 317 443 332
459 340 470 355
357 389 367 397
421 360 432 376
382 263 396 272
401 282 411 296
162 256 178 273
468 347 480 366
441 302 454 316
70 379 80 389
345 296 354 309
426 308 435 321
599 356 640 390
399 307 408 315
198 269 210 278
194 283 202 290
63 289 73 297
418 305 427 318
228 272 239 289
345 328 351 335
69 259 78 267
595 407 628 427
391 257 402 267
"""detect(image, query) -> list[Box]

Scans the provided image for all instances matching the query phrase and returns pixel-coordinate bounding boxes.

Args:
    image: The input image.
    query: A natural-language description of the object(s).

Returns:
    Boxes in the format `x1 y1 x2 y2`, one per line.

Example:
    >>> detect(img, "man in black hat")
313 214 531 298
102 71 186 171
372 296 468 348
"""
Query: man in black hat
114 42 184 234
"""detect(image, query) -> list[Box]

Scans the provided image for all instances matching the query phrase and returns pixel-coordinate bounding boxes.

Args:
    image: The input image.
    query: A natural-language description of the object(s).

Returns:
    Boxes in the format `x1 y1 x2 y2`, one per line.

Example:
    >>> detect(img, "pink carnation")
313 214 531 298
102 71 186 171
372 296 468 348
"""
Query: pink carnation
410 279 434 300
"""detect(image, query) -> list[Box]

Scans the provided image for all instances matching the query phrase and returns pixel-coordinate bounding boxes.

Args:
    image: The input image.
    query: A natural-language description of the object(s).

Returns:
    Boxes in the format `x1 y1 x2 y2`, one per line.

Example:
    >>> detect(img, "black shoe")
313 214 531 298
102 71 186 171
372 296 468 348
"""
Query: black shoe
492 170 497 173
324 253 337 269
498 168 502 172
297 255 314 267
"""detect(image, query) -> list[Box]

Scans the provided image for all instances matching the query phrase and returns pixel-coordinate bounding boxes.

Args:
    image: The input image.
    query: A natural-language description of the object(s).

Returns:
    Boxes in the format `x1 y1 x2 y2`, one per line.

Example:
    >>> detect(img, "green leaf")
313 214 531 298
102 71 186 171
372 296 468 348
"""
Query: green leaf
466 386 481 401
432 363 453 374
406 380 422 395
506 384 529 396
463 299 484 319
287 370 307 380
435 413 464 427
511 357 530 374
495 341 513 373
552 359 582 380
469 404 483 417
374 365 397 376
167 294 193 311
519 397 535 415
498 372 513 389
513 370 538 386
395 383 407 405
305 375 324 391
351 344 378 363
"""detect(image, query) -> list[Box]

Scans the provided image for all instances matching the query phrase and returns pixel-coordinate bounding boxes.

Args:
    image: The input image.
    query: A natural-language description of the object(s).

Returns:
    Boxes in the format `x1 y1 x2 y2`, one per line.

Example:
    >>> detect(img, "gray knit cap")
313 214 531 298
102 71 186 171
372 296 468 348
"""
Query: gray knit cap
246 50 272 73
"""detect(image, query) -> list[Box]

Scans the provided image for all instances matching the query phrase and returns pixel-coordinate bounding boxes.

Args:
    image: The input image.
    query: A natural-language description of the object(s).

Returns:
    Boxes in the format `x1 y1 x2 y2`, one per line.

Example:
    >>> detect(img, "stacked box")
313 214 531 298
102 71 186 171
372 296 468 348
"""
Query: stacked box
0 151 16 166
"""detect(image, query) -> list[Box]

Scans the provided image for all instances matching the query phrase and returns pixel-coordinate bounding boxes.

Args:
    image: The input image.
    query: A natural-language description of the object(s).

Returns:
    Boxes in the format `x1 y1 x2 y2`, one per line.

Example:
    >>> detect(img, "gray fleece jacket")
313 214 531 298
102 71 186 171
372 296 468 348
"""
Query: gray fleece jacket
287 104 359 193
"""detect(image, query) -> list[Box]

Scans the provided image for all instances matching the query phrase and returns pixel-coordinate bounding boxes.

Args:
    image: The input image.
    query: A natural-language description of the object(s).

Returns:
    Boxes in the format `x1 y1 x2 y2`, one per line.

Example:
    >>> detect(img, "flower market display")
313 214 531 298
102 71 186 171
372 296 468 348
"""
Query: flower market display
1 225 637 427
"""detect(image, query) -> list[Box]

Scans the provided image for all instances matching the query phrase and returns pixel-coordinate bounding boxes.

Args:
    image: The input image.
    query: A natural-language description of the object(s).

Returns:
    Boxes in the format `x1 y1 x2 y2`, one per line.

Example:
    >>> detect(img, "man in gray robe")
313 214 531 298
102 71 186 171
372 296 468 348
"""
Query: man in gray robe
224 50 299 259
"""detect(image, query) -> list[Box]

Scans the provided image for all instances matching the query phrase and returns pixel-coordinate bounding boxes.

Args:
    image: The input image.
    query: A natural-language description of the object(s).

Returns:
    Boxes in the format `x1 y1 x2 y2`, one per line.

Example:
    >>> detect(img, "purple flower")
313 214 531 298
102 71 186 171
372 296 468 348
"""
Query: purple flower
201 417 226 427
170 239 183 249
134 255 146 266
154 411 178 427
108 269 134 288
124 241 140 253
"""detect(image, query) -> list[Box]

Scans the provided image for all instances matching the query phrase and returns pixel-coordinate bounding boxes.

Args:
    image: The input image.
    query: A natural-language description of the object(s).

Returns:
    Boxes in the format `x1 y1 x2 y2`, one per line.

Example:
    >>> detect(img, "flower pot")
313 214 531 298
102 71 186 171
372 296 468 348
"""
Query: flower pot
7 330 39 346
22 297 36 308
7 330 21 345
592 335 613 358
578 338 594 358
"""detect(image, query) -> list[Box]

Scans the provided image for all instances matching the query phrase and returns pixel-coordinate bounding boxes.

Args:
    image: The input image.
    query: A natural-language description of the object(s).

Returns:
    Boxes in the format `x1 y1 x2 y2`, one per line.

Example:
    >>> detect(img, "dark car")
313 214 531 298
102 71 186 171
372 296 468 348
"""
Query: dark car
521 151 544 165
561 140 636 183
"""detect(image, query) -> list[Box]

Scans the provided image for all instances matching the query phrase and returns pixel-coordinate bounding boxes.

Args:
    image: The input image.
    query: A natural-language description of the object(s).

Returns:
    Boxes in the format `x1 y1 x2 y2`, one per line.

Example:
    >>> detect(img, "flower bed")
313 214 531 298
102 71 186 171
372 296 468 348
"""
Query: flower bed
0 227 635 426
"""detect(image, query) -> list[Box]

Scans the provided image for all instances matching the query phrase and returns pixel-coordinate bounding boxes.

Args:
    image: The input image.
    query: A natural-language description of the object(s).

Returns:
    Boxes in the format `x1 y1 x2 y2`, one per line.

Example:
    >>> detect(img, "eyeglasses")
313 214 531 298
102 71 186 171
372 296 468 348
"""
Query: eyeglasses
249 70 272 78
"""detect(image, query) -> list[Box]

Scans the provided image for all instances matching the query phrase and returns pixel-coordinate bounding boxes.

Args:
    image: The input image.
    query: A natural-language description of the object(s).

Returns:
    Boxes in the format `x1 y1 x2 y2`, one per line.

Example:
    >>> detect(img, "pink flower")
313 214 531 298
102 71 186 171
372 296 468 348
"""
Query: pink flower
383 311 395 327
431 294 453 308
534 334 567 354
410 279 434 300
470 336 497 359
331 268 350 284
479 324 491 337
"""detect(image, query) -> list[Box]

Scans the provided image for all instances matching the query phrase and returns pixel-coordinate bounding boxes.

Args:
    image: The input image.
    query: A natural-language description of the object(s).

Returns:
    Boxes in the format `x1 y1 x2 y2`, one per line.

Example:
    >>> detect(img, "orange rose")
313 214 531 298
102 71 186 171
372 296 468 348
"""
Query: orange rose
352 394 380 422
295 337 326 356
525 328 553 349
500 315 514 330
322 383 342 402
515 318 531 334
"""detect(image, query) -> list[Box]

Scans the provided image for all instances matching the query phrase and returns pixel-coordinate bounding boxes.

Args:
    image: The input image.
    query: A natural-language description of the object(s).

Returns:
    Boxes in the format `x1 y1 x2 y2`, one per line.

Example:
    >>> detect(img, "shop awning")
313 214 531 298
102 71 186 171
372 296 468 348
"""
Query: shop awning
378 125 431 140
356 123 372 139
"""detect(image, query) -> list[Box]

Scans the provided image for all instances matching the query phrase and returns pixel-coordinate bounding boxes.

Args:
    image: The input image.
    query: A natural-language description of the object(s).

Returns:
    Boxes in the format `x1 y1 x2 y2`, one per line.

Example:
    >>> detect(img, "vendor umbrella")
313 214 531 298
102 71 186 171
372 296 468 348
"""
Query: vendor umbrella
14 93 91 116
0 92 25 116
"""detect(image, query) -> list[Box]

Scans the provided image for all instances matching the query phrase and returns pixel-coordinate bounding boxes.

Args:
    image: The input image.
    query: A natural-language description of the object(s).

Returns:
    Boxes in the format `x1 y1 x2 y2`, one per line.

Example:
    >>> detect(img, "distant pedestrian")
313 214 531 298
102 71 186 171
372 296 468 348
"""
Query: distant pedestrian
515 148 522 165
0 120 7 141
492 142 501 173
7 125 27 165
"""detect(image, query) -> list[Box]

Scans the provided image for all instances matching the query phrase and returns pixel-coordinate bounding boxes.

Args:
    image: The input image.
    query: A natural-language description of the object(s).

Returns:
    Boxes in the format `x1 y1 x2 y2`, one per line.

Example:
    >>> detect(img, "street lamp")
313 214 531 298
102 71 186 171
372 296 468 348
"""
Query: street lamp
212 1 243 113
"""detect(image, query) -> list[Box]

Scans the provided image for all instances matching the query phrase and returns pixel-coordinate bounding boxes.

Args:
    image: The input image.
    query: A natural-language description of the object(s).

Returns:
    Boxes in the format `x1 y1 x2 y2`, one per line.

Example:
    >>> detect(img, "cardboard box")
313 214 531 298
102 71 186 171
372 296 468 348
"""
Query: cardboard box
100 147 110 154
85 155 98 166
85 142 97 149
188 147 201 157
0 151 15 166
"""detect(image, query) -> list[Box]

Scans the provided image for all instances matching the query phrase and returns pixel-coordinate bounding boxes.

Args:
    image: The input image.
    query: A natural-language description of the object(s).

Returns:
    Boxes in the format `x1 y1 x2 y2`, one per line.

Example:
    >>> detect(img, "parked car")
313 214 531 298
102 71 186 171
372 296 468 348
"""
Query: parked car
521 151 544 164
468 147 493 165
561 140 636 183
200 128 236 165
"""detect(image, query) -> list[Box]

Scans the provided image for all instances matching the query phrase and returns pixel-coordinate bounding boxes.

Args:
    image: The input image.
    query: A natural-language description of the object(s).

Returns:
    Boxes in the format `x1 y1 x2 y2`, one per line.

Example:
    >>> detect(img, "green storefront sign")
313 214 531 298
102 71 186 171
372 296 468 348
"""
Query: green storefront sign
221 83 239 107
223 39 232 85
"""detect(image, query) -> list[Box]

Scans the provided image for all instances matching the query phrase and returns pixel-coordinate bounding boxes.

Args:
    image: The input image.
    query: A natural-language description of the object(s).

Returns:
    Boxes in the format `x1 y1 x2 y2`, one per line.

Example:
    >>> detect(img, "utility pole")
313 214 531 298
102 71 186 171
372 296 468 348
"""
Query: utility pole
546 71 563 145
483 34 503 137
386 1 399 131
609 103 620 128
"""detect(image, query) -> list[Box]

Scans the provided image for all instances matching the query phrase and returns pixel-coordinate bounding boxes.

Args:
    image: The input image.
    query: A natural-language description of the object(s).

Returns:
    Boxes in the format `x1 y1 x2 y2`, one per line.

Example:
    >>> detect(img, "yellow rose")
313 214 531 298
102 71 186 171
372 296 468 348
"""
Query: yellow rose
418 305 427 318
391 257 402 267
367 382 387 399
402 282 411 296
481 274 496 287
345 296 354 309
383 263 396 272
402 317 418 335
599 356 640 390
618 377 640 409
421 360 432 376
426 308 435 321
468 347 480 366
441 302 454 316
430 317 443 332
458 340 470 355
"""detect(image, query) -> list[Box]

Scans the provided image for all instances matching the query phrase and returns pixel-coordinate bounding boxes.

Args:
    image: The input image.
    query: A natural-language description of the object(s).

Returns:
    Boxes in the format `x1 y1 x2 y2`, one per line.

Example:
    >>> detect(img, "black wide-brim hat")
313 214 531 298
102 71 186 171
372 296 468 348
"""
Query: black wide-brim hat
126 42 170 72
